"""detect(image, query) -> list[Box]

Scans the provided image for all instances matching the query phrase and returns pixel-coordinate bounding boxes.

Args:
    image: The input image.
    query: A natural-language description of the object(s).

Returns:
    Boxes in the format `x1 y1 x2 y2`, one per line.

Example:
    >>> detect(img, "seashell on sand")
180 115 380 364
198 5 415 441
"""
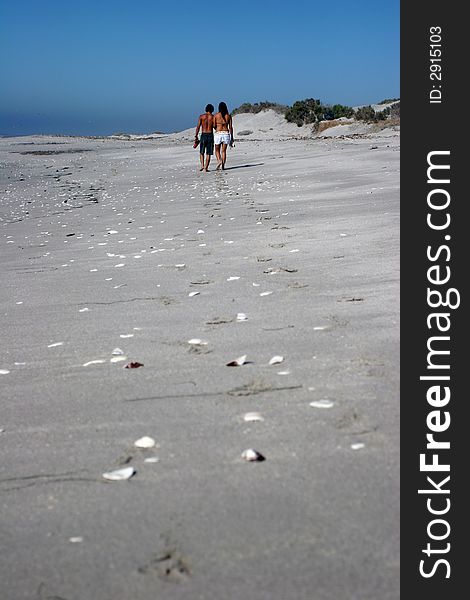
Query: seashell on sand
226 355 247 367
188 338 208 346
241 449 266 462
134 436 156 449
309 399 334 409
110 356 127 363
351 443 365 450
243 412 264 422
102 466 136 481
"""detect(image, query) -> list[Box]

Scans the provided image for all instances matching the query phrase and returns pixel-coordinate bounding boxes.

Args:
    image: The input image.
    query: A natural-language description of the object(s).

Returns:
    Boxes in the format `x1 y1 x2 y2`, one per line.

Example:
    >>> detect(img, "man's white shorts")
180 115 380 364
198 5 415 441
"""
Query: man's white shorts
214 131 231 145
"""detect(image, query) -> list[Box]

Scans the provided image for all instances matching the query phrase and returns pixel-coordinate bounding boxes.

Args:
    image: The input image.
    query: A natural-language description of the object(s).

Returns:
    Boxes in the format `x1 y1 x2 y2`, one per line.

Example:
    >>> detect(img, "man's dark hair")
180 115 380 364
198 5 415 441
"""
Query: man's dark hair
205 104 214 113
219 102 229 116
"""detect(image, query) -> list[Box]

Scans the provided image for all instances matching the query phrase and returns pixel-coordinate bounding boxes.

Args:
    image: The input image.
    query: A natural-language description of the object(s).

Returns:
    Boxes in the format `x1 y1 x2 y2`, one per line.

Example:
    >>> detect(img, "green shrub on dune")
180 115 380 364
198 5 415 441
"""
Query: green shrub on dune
232 101 288 115
354 105 391 122
285 98 323 126
285 99 355 126
233 97 400 126
378 97 400 104
323 104 355 120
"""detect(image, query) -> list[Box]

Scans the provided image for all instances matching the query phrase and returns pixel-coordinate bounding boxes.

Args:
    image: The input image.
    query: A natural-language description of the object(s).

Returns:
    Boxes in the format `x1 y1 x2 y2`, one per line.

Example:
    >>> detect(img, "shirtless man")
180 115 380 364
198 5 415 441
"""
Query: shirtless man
195 104 215 172
214 101 234 170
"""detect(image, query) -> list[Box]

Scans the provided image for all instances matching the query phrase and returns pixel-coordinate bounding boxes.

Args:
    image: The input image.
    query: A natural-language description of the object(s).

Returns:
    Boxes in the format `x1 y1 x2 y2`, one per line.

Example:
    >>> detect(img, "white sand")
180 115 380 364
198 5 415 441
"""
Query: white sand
0 123 399 600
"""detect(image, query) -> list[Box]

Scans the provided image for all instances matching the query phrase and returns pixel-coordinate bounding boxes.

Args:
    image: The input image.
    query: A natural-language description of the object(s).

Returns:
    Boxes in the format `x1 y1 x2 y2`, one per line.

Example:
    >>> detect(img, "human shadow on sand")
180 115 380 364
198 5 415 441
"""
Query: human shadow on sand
223 163 264 170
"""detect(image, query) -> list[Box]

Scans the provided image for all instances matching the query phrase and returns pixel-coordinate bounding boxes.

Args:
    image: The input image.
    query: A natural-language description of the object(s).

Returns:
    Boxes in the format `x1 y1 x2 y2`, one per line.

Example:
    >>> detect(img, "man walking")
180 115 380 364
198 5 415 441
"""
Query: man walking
194 104 215 172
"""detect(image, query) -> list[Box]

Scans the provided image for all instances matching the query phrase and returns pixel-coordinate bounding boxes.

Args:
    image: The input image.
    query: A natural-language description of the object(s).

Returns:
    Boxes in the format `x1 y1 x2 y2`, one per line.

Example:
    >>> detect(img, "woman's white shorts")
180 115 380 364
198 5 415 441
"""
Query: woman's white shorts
214 131 231 145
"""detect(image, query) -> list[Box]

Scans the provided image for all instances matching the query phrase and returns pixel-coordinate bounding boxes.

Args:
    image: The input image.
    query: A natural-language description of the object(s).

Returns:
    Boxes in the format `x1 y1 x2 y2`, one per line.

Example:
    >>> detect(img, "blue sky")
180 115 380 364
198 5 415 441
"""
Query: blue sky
0 0 399 136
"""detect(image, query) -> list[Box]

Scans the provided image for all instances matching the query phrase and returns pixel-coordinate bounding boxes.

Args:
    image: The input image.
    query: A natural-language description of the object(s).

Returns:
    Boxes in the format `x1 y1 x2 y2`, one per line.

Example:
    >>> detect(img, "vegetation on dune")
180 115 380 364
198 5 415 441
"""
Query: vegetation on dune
285 98 354 126
354 105 389 122
322 104 355 120
233 97 400 126
378 97 400 104
232 101 288 115
285 98 323 126
389 101 400 118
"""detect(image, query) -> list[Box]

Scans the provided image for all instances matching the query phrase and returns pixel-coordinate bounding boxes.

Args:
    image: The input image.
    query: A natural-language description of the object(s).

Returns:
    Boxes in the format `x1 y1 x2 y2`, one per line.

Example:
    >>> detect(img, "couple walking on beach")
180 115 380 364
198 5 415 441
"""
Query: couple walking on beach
195 102 233 172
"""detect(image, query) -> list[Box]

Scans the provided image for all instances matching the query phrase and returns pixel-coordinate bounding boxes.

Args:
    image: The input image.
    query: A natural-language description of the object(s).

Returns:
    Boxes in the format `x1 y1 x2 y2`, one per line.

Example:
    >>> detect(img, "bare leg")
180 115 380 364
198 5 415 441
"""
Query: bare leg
199 153 204 171
215 144 222 170
204 154 211 171
221 143 227 169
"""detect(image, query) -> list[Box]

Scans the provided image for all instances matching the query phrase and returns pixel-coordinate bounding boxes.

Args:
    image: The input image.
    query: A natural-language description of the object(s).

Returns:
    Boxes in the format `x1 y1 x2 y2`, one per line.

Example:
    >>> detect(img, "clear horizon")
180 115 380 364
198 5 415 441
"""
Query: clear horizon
0 0 400 137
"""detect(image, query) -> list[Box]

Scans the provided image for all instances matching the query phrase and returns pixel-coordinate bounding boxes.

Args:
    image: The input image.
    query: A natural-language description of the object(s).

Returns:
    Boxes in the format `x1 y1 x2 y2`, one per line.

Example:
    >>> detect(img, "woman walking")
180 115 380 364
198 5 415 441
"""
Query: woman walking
214 102 234 170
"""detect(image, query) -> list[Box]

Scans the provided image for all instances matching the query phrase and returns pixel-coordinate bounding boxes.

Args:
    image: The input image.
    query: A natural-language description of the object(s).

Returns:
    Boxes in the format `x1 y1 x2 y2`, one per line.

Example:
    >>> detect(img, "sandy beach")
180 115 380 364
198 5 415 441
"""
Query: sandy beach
0 118 399 600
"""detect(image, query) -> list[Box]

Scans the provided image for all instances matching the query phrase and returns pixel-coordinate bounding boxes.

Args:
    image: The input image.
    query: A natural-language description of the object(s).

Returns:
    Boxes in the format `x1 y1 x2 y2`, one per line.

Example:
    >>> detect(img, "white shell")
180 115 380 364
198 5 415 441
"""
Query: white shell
83 359 106 367
236 313 248 321
259 291 273 296
112 347 124 355
351 443 365 450
227 276 240 281
229 355 247 366
134 436 156 448
102 466 136 481
243 412 264 422
188 291 200 297
241 449 266 462
0 369 10 375
69 537 83 543
309 399 334 409
188 338 208 346
110 356 127 363
269 355 284 365
144 456 160 463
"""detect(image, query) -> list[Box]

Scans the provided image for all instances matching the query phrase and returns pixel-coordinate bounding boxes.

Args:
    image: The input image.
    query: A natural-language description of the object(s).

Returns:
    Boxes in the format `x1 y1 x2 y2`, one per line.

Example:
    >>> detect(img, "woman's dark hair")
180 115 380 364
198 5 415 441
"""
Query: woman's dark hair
205 104 214 113
218 102 229 116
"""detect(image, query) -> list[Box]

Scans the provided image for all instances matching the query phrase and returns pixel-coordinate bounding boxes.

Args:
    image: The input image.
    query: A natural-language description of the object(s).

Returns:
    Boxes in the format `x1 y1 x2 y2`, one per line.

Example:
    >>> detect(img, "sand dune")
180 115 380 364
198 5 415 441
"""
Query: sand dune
105 105 399 143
